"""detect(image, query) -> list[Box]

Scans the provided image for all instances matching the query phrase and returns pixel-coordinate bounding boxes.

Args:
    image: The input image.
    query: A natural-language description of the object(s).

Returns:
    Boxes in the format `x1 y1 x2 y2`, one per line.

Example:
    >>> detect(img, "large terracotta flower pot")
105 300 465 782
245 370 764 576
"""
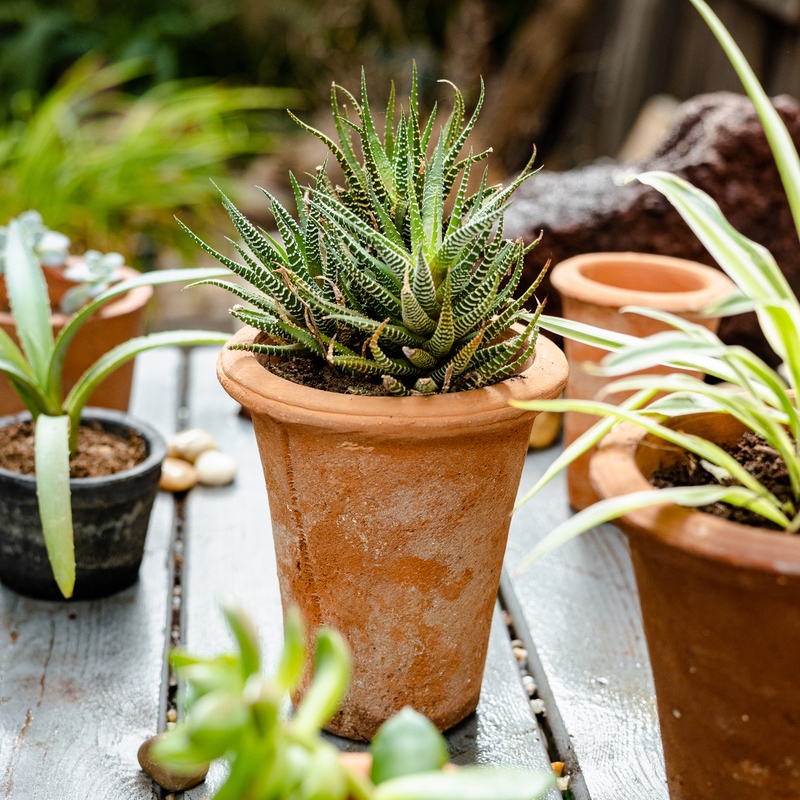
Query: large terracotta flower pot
218 326 568 741
590 413 800 800
551 252 733 510
0 266 152 415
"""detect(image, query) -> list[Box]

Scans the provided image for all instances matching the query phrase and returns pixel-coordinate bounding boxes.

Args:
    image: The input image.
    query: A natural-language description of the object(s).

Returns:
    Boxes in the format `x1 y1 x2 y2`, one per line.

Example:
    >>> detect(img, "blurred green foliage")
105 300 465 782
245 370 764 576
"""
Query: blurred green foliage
0 0 543 119
0 57 297 263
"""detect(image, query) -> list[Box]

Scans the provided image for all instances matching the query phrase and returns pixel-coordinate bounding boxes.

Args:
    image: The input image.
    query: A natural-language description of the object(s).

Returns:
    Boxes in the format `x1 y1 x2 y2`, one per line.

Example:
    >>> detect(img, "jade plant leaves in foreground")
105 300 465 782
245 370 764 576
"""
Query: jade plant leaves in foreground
154 602 555 800
185 64 548 395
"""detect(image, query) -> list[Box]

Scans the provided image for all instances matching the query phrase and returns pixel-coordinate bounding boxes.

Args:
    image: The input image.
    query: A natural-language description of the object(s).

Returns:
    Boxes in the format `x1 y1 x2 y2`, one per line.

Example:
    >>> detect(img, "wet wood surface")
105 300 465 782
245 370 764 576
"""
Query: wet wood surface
502 448 668 800
1 345 664 798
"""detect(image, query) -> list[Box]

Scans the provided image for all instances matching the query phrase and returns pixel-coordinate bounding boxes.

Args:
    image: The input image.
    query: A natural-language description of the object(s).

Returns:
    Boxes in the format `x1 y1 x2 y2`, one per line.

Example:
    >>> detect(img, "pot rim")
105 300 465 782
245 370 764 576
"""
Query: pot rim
0 406 167 487
590 414 800 575
550 252 734 312
0 266 152 325
217 326 568 430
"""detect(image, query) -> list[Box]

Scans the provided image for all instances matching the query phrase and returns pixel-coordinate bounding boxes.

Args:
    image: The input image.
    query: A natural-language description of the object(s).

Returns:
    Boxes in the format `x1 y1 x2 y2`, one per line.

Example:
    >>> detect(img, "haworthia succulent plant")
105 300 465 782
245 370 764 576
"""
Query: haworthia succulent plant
188 64 547 395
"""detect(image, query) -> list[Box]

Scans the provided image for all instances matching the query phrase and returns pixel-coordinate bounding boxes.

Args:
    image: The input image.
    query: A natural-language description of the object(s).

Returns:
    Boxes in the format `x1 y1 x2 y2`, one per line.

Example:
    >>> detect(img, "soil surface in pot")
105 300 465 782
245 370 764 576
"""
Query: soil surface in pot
0 420 147 478
651 430 793 530
265 355 392 396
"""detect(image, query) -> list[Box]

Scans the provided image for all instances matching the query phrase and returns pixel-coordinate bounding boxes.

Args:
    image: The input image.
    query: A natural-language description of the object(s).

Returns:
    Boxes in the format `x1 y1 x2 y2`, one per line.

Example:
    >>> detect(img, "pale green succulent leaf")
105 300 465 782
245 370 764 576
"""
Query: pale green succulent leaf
34 414 74 598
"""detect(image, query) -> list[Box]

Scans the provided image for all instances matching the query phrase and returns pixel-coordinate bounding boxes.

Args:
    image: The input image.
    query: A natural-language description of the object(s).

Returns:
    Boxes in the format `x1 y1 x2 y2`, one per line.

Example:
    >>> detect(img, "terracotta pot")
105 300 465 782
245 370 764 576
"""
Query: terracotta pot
591 413 800 799
0 266 152 415
551 252 734 510
218 326 568 741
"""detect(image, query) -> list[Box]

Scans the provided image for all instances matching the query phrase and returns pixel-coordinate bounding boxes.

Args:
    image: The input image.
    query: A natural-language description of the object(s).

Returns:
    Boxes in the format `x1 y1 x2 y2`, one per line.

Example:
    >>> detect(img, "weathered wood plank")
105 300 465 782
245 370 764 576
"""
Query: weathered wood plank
181 346 559 797
503 445 668 800
0 349 181 799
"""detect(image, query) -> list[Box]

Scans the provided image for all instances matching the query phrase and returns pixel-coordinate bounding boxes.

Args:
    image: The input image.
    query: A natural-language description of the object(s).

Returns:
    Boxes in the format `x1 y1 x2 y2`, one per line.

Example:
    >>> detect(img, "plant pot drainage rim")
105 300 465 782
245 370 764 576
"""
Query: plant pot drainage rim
217 325 569 428
551 252 734 311
0 406 167 488
590 412 800 575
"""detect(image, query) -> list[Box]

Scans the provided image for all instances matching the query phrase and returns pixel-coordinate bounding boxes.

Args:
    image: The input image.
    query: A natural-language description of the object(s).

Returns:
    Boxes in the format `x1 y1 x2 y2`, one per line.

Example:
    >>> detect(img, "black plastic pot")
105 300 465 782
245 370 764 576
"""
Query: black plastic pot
0 407 166 600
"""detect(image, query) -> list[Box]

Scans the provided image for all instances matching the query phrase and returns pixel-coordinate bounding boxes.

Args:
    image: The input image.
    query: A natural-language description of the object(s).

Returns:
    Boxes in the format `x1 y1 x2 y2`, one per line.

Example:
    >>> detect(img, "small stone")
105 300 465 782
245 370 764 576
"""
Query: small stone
159 458 197 492
522 675 537 695
510 639 524 649
167 708 177 723
530 698 545 714
557 776 570 792
138 733 208 792
167 429 218 463
194 450 237 486
513 646 528 661
528 411 562 449
551 762 564 777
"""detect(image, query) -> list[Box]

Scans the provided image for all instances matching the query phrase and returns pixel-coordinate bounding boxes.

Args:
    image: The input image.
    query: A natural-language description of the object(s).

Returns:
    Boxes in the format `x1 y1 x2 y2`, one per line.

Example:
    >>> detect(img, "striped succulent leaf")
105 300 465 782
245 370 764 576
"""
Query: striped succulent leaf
190 65 547 394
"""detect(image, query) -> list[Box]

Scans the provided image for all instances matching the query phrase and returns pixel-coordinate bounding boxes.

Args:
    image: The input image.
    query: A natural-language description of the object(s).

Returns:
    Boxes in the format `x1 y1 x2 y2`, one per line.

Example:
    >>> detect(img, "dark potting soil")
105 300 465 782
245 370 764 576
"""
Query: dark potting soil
0 420 148 478
650 430 794 531
263 356 393 396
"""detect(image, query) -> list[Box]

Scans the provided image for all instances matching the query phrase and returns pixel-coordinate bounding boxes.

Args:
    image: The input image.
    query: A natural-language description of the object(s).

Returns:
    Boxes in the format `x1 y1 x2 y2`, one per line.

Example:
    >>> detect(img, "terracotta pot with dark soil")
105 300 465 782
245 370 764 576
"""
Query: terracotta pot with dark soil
0 266 152 416
590 412 800 800
551 252 733 510
0 407 166 600
218 326 568 741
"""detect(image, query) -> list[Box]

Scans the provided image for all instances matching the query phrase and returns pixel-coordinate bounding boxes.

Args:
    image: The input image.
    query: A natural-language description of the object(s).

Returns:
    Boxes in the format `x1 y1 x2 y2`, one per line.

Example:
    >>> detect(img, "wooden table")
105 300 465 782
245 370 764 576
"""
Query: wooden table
0 347 667 799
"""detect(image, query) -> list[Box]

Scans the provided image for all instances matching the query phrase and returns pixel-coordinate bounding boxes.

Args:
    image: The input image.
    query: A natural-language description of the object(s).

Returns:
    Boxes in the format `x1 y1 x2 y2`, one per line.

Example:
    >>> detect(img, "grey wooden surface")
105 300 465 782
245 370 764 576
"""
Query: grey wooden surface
0 346 668 798
0 348 181 800
502 445 668 800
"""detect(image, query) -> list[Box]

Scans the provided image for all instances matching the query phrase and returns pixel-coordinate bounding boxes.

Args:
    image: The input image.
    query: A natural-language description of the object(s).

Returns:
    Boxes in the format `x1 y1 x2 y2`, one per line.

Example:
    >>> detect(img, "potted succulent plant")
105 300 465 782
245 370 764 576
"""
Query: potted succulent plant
0 212 152 415
515 2 800 797
0 220 229 600
185 66 568 740
146 601 555 800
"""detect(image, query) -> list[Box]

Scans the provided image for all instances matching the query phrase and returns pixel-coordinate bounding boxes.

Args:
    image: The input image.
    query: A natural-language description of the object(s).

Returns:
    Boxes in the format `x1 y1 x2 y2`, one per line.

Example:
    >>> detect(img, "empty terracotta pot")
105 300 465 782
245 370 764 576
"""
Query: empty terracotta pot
551 252 734 510
591 413 800 800
0 266 152 415
218 326 568 741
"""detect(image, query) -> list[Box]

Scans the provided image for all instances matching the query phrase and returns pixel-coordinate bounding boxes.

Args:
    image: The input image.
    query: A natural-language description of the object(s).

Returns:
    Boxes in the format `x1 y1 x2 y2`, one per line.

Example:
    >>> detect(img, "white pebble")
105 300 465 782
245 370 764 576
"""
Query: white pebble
159 458 197 492
556 776 570 791
530 698 545 714
167 429 217 463
513 646 528 661
522 675 537 695
194 450 237 486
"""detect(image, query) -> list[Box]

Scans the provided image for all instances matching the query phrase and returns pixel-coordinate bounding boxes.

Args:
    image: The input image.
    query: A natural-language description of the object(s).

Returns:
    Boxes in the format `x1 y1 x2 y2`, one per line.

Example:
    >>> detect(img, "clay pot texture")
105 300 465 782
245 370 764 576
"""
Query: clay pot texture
591 413 800 799
0 266 152 416
551 252 733 510
0 408 166 600
218 326 568 741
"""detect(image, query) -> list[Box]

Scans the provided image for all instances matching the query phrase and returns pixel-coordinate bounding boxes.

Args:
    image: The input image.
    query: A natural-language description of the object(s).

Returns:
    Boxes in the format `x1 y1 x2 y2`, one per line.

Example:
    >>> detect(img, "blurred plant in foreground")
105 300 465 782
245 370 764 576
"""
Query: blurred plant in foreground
154 602 555 800
0 57 298 263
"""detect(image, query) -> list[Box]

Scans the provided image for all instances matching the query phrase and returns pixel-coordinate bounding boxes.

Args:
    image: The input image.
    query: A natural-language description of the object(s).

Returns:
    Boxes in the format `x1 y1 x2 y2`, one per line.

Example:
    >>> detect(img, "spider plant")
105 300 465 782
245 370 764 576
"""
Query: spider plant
153 601 555 800
0 220 229 598
514 0 800 571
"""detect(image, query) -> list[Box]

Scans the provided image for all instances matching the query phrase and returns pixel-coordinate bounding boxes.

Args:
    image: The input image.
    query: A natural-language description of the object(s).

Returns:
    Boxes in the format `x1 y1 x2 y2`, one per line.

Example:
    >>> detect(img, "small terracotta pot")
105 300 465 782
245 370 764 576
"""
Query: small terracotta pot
0 266 152 415
218 326 568 741
551 252 734 510
591 413 800 799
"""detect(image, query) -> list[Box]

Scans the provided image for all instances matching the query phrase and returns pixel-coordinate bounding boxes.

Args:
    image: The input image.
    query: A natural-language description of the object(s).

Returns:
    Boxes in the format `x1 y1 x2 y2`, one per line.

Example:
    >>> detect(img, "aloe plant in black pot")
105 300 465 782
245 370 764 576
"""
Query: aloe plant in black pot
0 220 228 600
